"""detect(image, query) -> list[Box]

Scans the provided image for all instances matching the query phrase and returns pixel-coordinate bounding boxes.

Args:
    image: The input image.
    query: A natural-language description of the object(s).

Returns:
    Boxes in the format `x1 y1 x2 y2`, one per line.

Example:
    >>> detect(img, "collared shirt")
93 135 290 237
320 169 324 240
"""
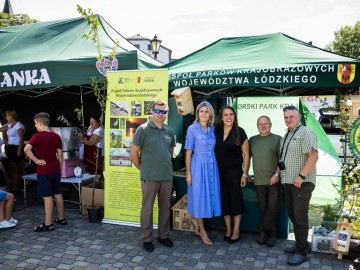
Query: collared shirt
279 124 317 185
132 120 175 181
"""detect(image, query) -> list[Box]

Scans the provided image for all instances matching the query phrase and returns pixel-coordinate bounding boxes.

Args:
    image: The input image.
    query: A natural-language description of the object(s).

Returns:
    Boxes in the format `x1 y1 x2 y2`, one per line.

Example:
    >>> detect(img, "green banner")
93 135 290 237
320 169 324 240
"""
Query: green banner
170 64 359 89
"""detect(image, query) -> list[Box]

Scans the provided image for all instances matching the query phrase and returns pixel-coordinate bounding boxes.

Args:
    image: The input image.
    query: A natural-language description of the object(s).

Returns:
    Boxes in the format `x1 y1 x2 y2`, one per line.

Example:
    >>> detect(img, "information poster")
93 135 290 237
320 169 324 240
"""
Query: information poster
103 69 169 226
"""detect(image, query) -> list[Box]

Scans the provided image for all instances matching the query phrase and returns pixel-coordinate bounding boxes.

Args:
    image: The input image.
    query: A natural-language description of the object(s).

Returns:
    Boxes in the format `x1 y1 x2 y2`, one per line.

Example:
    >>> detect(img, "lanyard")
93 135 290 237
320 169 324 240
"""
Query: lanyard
280 125 301 161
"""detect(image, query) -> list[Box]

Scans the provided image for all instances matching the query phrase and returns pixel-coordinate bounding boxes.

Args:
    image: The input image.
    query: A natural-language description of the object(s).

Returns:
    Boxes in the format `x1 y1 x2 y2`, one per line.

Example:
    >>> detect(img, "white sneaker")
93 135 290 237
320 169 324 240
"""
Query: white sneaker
0 220 16 229
8 217 18 224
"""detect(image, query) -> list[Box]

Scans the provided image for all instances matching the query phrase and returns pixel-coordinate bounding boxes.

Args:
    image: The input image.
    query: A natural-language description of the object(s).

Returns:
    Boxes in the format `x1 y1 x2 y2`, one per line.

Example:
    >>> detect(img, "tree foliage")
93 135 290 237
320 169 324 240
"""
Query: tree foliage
326 21 360 59
0 12 38 27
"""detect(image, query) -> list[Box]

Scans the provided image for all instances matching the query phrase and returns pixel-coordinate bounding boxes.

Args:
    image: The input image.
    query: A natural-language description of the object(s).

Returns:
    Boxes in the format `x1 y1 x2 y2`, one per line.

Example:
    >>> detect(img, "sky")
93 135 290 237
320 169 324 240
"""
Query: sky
5 0 360 59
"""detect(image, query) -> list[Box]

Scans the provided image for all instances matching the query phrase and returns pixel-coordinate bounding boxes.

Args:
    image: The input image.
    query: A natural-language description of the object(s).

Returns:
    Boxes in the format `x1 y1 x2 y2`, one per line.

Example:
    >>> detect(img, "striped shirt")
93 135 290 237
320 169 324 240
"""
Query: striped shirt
279 124 317 185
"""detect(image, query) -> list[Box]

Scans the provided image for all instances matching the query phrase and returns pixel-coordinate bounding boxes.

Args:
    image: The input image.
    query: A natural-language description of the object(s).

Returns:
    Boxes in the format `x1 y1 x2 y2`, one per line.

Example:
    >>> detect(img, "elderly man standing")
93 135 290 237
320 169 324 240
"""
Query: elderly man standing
249 116 282 248
280 106 318 266
130 100 176 253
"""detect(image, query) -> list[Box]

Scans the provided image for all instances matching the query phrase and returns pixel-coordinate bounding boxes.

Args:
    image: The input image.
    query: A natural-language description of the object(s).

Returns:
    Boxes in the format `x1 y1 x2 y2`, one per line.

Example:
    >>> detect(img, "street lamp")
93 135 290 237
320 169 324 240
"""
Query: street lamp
150 34 161 59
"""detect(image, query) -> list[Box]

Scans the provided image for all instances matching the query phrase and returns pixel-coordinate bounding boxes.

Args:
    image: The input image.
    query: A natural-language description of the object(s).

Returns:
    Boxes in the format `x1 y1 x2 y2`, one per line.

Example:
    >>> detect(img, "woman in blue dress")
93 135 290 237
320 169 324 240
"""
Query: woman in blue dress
185 101 222 245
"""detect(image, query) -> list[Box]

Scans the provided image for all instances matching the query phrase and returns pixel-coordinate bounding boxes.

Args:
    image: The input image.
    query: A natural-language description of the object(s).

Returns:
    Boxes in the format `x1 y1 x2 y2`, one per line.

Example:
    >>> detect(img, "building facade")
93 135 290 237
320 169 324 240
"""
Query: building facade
127 34 172 64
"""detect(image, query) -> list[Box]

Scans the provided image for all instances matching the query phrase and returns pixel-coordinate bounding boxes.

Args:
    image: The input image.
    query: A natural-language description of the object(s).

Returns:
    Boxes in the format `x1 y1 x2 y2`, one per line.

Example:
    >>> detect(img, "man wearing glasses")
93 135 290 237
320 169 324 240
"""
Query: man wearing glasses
280 106 318 266
130 100 176 253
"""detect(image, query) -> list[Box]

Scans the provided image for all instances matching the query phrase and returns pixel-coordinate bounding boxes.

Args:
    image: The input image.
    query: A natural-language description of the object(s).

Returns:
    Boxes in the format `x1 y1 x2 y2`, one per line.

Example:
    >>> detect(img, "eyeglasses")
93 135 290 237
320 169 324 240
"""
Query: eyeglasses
283 105 298 112
153 109 168 114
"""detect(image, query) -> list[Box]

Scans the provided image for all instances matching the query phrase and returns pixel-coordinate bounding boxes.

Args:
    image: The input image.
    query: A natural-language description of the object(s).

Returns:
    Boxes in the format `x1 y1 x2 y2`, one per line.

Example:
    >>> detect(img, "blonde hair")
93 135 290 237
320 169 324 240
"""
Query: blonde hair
194 101 215 126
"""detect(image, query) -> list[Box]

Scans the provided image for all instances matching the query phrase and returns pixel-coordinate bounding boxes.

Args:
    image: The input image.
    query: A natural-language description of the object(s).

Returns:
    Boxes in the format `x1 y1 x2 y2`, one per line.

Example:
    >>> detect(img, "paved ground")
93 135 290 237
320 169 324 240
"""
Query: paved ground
0 188 357 269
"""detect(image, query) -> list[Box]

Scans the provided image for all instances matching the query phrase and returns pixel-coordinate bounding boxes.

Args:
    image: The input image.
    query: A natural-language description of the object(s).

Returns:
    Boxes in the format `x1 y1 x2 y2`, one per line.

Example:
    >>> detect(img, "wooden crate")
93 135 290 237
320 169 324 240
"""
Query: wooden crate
171 195 196 232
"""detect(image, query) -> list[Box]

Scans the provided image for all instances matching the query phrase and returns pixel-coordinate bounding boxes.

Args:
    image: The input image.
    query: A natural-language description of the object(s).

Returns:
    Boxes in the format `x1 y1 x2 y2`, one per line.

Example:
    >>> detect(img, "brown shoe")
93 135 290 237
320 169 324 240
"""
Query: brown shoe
266 236 276 247
256 231 266 245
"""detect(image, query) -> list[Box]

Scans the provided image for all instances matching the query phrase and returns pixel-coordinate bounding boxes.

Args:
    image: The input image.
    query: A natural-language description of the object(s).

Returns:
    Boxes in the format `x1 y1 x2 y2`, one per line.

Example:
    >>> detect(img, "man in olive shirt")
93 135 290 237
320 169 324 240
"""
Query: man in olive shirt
130 100 176 252
249 116 281 247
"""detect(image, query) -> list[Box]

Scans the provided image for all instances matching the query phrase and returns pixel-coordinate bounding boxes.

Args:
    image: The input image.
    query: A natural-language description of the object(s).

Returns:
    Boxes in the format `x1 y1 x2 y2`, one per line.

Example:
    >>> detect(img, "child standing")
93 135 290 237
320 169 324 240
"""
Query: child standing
24 112 67 232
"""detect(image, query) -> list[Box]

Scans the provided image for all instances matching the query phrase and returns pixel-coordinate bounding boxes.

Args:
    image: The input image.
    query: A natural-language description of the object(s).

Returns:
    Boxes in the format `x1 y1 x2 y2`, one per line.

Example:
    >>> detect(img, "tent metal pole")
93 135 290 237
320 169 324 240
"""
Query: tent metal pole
80 86 85 129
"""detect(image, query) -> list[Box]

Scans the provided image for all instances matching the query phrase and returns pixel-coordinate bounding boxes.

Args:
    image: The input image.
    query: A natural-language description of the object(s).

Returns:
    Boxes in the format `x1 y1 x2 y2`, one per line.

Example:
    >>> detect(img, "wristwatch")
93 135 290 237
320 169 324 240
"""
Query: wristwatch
298 174 306 180
242 174 248 178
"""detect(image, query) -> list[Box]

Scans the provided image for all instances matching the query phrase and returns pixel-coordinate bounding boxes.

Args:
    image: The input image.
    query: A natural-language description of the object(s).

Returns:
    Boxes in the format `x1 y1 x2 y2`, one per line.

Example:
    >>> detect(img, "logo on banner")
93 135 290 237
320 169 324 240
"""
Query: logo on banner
337 64 355 84
96 57 118 76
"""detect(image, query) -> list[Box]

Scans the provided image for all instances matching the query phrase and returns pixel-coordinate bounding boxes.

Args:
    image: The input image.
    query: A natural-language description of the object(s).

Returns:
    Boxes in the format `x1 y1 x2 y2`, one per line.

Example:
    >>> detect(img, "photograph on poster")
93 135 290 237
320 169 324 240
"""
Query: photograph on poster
144 101 154 115
126 118 147 137
110 149 132 167
130 101 142 116
110 101 128 116
110 130 122 148
122 138 132 148
119 118 125 129
110 118 120 129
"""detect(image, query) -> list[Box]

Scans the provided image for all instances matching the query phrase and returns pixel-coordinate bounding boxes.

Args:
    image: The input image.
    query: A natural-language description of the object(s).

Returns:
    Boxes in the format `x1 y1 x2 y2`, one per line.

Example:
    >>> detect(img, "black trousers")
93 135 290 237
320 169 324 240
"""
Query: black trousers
255 182 281 237
219 169 245 216
284 182 315 256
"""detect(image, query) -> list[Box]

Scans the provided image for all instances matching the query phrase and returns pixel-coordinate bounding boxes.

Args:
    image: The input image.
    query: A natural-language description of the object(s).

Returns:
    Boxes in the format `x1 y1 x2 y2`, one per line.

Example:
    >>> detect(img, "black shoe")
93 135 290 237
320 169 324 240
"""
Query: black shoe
287 254 308 266
266 236 276 247
224 235 231 242
157 238 174 247
228 235 240 244
143 241 154 252
256 232 266 245
285 244 296 254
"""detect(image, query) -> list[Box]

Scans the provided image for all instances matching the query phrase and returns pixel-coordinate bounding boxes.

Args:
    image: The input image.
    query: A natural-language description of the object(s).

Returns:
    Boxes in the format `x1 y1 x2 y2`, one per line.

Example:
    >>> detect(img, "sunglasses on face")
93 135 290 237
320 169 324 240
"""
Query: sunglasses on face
283 105 298 112
153 109 168 114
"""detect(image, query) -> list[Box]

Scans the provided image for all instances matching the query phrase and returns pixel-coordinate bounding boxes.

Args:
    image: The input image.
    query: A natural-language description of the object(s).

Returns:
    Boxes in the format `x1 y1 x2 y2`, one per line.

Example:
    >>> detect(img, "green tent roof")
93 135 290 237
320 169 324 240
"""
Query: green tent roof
0 15 161 91
163 33 360 93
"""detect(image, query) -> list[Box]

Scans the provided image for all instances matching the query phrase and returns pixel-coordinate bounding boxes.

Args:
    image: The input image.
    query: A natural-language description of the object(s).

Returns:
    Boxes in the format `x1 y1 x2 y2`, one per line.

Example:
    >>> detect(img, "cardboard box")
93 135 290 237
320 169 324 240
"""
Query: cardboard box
81 182 104 215
171 194 196 232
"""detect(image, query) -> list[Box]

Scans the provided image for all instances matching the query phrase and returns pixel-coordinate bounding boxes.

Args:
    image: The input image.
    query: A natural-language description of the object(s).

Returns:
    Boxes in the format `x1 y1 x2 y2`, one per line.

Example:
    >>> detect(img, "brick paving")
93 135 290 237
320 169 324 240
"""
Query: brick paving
0 188 356 269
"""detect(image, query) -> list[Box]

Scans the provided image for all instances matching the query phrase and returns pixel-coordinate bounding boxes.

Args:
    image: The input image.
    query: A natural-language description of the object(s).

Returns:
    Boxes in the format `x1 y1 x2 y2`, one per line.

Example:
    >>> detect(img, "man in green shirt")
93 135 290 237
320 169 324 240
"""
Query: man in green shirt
249 115 281 247
130 100 176 253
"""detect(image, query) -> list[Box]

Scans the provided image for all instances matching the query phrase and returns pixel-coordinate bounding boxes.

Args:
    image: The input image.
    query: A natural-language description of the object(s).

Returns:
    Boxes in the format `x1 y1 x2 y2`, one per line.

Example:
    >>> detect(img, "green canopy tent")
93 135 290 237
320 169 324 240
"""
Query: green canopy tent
0 15 160 92
163 32 360 96
164 33 357 234
0 15 161 134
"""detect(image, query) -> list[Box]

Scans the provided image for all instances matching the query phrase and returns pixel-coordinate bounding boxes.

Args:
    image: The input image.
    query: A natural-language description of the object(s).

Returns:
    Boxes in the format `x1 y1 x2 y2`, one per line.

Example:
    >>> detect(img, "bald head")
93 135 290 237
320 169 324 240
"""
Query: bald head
257 115 272 136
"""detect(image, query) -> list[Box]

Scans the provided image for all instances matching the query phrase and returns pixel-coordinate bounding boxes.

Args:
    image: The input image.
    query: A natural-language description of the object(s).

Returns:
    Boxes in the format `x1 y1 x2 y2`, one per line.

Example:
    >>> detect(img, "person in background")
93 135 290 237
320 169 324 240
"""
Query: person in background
82 114 104 175
130 100 176 253
0 110 26 191
24 112 67 232
0 189 17 229
215 105 249 244
185 101 222 246
249 116 282 247
0 159 8 191
280 106 318 266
